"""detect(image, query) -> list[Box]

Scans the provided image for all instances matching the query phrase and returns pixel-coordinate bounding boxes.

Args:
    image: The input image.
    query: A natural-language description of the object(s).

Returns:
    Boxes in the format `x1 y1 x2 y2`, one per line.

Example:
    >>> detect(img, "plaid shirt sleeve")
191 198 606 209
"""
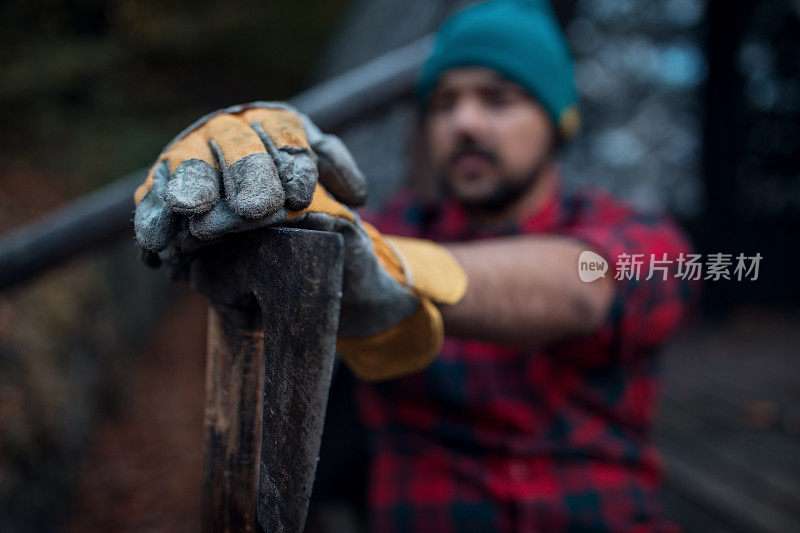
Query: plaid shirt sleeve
555 195 699 365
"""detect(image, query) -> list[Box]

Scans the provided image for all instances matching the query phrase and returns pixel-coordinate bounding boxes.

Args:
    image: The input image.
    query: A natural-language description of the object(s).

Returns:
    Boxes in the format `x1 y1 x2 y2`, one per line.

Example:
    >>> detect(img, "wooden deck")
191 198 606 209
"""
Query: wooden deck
64 300 800 532
658 310 800 532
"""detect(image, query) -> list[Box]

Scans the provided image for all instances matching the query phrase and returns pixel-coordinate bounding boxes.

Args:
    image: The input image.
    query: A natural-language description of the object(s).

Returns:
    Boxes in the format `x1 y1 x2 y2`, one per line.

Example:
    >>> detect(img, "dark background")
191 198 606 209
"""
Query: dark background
0 0 798 531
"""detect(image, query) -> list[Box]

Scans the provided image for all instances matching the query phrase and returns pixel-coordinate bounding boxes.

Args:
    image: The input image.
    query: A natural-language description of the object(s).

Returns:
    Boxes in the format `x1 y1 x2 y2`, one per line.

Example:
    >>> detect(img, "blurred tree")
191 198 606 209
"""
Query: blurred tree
701 0 800 308
0 2 350 531
0 0 350 193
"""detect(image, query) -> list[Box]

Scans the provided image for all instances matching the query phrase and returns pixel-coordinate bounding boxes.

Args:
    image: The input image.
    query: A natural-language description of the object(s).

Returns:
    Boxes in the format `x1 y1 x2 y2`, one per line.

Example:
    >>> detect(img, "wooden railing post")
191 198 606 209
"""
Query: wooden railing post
191 227 344 533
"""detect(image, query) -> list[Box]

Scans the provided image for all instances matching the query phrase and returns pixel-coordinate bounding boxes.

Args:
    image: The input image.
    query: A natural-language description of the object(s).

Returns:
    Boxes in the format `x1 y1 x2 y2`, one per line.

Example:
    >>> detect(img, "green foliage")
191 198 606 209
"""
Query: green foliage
0 0 350 192
0 2 350 529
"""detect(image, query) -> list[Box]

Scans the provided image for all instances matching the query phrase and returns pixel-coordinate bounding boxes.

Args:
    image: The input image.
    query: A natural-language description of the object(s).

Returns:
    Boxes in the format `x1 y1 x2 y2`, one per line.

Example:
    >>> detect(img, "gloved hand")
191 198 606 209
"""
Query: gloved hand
134 102 467 381
134 101 367 252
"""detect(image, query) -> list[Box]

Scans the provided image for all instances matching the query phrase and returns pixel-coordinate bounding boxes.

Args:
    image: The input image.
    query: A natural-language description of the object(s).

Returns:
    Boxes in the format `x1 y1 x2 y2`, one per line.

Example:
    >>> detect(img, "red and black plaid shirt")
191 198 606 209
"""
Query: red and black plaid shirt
358 179 697 533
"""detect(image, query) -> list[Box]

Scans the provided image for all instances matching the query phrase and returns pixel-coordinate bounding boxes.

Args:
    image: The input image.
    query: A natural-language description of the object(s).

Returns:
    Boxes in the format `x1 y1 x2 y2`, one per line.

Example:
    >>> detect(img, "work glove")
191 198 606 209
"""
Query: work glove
134 102 467 381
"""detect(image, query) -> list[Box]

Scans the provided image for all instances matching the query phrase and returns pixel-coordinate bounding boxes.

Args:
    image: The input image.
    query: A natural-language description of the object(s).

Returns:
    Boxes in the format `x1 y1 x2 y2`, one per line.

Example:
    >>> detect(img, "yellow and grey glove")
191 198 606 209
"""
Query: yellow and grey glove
133 102 467 381
134 101 366 250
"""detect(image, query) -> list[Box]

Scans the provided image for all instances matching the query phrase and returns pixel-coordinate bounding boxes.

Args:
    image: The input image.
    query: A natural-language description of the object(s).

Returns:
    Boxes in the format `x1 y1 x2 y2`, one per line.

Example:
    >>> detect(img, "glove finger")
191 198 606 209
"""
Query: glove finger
204 114 284 219
156 244 193 282
189 198 286 242
134 160 178 252
240 107 310 150
302 117 367 207
241 108 317 211
140 248 162 269
252 123 317 211
162 129 221 214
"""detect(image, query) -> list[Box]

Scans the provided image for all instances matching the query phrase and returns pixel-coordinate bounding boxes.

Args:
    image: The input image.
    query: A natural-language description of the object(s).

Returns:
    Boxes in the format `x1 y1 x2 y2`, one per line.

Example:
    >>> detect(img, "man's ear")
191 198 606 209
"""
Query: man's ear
548 119 563 159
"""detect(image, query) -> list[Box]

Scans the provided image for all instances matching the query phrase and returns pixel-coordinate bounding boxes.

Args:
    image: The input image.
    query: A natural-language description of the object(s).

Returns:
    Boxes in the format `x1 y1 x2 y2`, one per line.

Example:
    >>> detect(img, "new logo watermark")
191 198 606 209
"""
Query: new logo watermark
578 251 762 282
578 251 608 282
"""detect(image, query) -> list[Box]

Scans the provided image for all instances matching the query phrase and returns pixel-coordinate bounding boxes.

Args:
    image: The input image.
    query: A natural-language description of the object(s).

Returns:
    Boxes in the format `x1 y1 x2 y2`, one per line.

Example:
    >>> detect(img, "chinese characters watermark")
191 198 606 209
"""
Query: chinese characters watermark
579 252 762 282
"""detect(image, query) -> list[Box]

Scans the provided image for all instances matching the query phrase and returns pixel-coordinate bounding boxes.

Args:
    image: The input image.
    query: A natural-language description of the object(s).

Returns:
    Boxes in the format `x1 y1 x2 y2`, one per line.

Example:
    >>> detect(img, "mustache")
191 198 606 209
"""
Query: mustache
449 142 498 166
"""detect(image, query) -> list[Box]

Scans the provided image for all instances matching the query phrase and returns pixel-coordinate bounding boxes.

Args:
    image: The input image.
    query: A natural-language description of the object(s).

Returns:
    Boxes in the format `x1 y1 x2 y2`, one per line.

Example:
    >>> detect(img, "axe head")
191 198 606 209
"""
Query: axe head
192 227 344 533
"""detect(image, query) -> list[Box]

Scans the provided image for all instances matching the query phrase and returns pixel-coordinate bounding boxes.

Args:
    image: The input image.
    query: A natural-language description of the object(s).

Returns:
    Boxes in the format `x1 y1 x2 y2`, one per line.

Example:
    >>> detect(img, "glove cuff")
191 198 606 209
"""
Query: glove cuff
289 185 469 306
337 297 443 381
384 235 468 305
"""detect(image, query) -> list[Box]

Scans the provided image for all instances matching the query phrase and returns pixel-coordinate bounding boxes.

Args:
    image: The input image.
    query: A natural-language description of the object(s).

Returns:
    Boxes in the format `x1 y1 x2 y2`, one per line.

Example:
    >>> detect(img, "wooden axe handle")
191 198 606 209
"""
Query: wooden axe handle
192 228 344 533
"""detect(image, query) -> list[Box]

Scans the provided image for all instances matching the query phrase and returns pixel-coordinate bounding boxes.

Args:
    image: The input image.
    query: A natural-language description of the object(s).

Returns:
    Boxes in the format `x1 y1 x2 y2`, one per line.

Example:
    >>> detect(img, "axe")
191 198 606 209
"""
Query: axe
191 226 344 532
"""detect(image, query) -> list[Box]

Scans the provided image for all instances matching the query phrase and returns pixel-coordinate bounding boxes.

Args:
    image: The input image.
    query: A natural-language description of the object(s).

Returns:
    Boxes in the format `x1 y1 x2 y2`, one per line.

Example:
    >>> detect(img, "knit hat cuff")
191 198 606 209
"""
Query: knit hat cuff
417 45 580 140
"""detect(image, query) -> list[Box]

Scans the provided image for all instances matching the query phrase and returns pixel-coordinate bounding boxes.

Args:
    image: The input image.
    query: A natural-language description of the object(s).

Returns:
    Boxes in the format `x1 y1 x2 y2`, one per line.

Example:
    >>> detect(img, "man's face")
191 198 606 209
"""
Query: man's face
425 67 555 212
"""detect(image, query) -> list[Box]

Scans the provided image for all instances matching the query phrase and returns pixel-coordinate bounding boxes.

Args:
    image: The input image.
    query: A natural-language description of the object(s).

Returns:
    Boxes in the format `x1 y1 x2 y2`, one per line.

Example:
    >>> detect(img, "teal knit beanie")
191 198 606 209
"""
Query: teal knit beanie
417 0 581 140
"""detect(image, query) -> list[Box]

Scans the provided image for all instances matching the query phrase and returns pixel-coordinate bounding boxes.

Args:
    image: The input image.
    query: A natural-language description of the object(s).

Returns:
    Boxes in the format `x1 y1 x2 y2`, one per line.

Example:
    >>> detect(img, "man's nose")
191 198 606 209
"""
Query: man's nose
450 98 489 138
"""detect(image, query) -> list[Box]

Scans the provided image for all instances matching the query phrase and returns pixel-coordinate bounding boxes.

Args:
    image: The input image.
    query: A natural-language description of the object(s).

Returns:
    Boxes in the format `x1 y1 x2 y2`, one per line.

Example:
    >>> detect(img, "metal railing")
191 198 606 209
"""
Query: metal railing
0 35 432 290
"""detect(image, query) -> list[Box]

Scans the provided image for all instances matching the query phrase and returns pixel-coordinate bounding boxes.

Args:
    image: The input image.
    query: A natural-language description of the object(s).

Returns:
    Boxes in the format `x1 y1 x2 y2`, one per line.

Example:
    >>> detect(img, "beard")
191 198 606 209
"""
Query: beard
438 141 552 215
